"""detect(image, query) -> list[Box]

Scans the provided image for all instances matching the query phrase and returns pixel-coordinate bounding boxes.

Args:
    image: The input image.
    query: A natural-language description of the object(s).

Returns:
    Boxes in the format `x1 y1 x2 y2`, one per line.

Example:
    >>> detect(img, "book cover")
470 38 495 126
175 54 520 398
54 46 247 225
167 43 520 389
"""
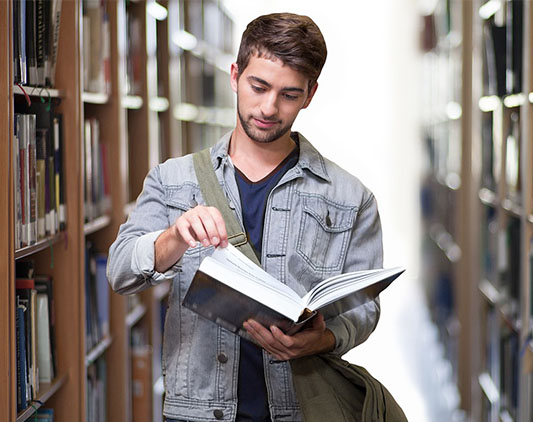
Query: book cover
183 244 404 338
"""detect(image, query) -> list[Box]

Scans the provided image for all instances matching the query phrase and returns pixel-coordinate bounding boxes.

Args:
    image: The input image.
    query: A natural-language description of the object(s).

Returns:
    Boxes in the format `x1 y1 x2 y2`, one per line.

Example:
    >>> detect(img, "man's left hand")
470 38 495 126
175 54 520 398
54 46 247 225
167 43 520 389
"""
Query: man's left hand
243 313 336 361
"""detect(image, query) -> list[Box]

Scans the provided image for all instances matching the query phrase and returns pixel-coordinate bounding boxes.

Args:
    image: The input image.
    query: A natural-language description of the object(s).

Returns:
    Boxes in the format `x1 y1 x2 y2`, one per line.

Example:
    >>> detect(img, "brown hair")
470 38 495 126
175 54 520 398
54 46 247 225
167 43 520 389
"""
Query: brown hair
236 13 327 90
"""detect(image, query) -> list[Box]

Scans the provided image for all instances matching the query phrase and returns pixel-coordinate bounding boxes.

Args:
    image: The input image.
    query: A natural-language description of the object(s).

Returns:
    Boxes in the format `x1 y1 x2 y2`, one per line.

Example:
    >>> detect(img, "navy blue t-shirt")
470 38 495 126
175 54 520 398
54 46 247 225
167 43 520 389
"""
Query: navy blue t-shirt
235 147 298 422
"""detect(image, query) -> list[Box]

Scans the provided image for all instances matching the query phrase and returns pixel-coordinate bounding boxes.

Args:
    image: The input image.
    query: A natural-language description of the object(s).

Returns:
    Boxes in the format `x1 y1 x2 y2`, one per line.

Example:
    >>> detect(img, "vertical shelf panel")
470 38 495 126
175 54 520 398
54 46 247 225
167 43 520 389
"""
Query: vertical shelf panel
42 0 84 420
0 2 15 421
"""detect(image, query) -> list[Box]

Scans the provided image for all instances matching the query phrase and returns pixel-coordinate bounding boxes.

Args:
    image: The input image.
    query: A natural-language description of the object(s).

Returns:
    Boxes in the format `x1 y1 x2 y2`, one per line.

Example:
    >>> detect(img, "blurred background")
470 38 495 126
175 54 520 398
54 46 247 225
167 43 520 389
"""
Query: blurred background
223 1 454 421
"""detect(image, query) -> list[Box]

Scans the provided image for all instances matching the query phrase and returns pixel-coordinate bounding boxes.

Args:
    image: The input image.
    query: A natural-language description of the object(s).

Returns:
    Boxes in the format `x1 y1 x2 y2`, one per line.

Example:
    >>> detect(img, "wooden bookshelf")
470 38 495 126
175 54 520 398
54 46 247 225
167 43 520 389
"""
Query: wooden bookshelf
1 1 235 421
422 1 533 421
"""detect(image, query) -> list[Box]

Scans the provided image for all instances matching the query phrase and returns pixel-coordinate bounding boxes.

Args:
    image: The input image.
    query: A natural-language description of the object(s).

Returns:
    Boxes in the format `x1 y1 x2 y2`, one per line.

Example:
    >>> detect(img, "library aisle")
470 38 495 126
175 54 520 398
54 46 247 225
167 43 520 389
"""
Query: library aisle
346 273 465 422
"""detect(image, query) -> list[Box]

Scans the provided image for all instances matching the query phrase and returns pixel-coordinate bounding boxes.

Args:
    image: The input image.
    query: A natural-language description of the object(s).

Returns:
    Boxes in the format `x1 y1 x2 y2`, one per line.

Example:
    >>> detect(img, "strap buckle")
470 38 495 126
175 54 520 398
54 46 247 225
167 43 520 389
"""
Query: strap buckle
228 232 248 247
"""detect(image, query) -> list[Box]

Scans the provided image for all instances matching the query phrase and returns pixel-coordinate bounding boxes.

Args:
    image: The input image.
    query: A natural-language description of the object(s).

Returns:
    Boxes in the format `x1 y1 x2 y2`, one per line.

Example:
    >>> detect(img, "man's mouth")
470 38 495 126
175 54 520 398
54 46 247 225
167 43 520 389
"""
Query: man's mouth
253 117 279 129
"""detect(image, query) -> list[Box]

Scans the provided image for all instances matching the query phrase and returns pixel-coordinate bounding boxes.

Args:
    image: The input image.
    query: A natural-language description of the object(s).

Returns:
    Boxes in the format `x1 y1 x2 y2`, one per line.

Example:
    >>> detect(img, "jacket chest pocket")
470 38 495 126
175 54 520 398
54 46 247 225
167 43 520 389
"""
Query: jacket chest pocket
296 194 357 273
164 183 202 226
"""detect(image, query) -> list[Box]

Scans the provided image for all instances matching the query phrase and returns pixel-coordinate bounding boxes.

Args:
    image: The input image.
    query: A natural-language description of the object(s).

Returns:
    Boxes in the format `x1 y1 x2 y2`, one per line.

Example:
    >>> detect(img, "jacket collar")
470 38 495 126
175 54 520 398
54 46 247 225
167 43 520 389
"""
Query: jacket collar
210 131 330 182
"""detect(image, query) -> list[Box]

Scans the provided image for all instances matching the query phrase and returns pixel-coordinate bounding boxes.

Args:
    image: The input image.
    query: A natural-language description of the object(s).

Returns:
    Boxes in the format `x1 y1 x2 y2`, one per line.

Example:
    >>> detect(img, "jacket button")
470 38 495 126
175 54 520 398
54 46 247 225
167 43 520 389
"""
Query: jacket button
213 409 224 419
217 353 228 363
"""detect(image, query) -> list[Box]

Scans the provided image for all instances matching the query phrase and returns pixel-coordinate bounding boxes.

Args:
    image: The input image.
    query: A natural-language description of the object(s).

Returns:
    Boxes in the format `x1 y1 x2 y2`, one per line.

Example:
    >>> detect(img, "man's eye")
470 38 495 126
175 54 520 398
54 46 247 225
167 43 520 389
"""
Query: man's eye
251 85 265 93
283 93 298 100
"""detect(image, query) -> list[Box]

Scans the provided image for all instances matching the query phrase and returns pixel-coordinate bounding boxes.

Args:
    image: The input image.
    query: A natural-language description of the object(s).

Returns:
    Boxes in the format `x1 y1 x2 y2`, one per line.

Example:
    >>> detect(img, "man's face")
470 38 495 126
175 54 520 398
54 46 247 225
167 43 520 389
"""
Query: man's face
230 55 317 144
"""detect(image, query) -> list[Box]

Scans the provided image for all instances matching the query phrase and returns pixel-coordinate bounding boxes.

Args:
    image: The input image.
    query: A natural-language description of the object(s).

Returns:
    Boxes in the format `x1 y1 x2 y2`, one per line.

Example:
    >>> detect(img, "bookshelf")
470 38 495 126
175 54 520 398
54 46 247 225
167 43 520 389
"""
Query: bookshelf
1 0 235 421
421 0 533 421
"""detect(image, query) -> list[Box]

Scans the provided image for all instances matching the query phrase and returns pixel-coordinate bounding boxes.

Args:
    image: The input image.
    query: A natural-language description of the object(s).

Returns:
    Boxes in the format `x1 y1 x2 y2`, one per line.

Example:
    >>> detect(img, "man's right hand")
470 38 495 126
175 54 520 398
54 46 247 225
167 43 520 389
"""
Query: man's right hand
154 205 228 273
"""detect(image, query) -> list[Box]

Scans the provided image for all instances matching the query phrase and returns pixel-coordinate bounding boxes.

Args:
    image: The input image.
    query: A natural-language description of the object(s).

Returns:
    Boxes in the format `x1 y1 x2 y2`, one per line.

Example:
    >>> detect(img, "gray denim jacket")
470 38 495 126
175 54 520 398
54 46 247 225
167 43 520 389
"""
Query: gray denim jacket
107 132 383 422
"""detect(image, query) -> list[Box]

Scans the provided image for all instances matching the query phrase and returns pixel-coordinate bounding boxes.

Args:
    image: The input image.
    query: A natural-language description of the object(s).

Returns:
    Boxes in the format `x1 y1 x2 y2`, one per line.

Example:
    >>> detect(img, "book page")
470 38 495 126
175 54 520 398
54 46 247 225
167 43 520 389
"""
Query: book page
210 244 300 301
303 267 405 311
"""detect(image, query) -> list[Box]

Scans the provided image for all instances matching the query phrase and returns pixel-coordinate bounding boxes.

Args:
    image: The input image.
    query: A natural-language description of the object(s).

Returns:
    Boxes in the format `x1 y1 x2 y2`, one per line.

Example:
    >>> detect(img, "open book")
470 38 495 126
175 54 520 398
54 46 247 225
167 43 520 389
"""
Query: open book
183 244 404 337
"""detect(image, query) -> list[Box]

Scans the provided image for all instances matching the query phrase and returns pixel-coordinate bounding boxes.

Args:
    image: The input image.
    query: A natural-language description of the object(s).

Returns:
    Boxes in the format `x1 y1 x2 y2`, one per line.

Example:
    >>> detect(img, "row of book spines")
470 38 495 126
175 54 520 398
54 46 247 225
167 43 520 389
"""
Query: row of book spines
86 359 107 422
480 108 522 200
82 0 111 95
482 1 523 98
85 243 110 353
83 118 111 223
15 275 56 413
483 308 519 419
13 0 62 88
14 113 66 249
27 408 55 421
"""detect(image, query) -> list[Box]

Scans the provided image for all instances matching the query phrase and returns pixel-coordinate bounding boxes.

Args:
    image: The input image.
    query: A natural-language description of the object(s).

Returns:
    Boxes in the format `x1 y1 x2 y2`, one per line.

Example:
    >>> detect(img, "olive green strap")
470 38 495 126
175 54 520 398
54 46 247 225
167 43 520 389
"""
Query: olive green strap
192 148 261 267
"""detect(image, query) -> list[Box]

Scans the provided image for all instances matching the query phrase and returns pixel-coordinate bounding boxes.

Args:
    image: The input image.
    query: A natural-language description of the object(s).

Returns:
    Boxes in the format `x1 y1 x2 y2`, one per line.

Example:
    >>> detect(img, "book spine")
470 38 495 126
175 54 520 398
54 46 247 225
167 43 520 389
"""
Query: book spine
16 305 28 412
48 0 62 87
35 0 45 86
36 293 53 383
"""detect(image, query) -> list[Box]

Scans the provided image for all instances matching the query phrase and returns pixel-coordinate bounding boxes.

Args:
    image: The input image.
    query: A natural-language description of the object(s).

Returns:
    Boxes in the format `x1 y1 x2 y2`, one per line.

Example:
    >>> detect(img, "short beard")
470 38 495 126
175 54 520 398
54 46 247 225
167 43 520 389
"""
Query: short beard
237 102 292 144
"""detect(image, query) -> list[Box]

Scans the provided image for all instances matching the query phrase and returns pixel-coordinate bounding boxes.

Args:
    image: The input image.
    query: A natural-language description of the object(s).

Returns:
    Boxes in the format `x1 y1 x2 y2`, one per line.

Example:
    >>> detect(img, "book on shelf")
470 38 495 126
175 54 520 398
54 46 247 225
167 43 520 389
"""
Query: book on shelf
13 0 28 84
483 20 507 97
85 242 110 352
83 117 111 222
505 110 521 203
82 0 110 94
86 359 107 422
505 0 523 95
183 244 404 338
16 304 28 412
14 101 66 248
16 278 39 400
13 0 62 87
28 407 55 421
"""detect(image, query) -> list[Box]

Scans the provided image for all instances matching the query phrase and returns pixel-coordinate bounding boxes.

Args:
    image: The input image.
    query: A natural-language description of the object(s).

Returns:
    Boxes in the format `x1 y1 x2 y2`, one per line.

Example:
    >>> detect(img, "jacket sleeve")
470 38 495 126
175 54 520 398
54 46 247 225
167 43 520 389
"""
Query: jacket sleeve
325 193 383 355
107 165 182 295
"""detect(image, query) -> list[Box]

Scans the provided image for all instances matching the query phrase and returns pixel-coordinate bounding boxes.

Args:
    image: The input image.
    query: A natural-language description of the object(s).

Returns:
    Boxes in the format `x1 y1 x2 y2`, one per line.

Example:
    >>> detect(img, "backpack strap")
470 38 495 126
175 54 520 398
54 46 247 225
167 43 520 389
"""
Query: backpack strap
192 148 261 266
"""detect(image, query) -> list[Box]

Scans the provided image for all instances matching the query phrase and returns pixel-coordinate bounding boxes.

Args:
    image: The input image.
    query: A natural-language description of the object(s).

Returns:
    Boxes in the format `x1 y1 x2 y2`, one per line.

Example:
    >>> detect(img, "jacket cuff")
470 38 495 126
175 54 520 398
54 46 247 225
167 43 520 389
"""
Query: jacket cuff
324 318 351 355
132 230 182 283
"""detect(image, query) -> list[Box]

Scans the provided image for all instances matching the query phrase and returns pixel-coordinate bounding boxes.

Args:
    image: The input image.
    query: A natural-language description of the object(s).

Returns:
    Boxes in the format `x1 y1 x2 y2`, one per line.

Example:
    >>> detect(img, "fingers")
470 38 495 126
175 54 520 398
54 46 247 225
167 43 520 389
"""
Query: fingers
244 320 290 360
243 314 331 361
174 206 228 249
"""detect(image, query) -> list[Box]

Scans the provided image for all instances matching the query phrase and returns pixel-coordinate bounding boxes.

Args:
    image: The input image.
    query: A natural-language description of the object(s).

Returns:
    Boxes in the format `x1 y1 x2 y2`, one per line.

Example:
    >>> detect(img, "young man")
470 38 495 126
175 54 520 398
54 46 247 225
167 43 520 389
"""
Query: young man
108 13 383 422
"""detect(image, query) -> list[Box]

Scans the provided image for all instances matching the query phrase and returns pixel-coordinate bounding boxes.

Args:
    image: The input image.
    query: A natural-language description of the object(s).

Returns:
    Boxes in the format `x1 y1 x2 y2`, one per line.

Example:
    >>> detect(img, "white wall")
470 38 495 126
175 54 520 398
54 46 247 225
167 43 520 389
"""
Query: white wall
223 0 422 275
220 3 461 421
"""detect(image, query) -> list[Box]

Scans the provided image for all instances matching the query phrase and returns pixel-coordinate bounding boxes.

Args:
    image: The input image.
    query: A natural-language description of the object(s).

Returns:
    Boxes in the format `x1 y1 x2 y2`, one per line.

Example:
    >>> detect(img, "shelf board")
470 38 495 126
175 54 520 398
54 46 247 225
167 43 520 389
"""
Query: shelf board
428 224 462 263
122 95 143 110
501 199 523 217
479 279 501 305
82 91 110 104
478 188 498 207
499 302 521 333
85 335 113 367
173 102 234 128
15 232 64 260
478 95 501 112
14 85 63 98
478 0 502 20
149 96 170 112
478 372 500 404
84 214 112 236
126 303 147 328
503 93 525 108
16 374 68 422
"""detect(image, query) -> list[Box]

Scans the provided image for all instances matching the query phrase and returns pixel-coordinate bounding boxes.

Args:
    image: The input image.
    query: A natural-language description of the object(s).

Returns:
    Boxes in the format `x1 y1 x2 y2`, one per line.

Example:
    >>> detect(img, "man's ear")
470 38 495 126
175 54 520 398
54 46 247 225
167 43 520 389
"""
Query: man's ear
302 82 318 109
230 63 239 93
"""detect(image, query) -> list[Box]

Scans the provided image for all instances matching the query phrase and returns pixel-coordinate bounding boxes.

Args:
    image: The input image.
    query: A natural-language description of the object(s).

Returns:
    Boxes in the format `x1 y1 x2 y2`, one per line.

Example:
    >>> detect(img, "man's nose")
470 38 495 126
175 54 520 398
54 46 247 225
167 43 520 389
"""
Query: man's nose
260 93 279 118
